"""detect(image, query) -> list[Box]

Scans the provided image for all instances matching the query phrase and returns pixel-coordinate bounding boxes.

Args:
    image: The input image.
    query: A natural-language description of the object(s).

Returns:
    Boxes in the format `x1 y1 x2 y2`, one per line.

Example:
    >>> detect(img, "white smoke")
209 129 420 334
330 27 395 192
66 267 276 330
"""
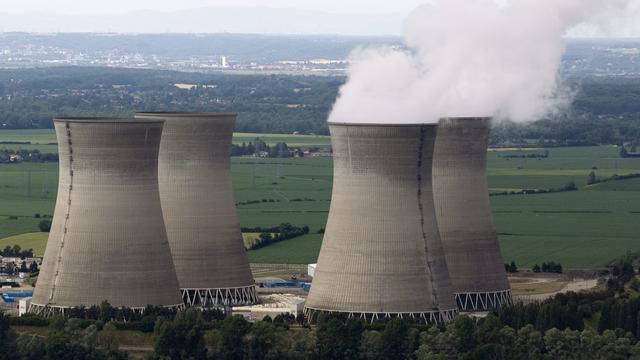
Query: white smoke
328 0 637 124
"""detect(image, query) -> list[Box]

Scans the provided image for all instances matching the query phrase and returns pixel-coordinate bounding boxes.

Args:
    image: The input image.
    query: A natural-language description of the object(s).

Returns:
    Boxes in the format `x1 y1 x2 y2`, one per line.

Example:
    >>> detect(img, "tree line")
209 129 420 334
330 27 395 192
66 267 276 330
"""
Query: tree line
490 181 578 197
8 297 640 360
244 223 310 250
231 139 298 158
1 245 34 258
6 257 640 360
532 262 563 274
0 149 58 164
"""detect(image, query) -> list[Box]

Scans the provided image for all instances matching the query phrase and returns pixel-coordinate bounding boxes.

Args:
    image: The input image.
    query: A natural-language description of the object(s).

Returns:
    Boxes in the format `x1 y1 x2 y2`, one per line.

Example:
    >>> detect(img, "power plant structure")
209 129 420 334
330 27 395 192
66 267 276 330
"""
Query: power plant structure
135 112 258 307
30 118 184 316
432 117 512 311
304 123 458 324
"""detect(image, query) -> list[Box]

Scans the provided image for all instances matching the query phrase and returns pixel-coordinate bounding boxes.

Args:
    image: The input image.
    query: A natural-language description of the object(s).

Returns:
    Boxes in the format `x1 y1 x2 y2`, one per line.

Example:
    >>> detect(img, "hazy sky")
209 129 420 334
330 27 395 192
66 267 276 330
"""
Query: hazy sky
0 0 423 14
2 0 639 36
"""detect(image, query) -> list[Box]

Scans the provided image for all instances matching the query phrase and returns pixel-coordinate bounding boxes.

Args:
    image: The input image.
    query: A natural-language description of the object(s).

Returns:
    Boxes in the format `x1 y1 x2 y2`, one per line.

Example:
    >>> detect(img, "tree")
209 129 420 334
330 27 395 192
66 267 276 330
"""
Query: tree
15 333 45 360
29 262 38 273
19 262 28 273
5 263 15 275
219 315 251 360
452 316 476 353
38 220 51 232
587 171 597 185
315 317 363 360
380 319 411 360
99 300 113 323
360 330 382 360
244 321 278 360
532 264 541 273
0 313 16 360
154 309 208 360
95 322 119 353
258 232 272 248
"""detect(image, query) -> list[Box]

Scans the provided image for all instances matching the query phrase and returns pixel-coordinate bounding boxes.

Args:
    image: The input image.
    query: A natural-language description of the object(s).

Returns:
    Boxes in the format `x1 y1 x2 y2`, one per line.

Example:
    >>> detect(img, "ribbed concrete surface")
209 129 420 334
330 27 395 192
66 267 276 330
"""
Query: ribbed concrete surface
31 118 183 311
432 118 511 304
305 123 456 318
135 113 255 304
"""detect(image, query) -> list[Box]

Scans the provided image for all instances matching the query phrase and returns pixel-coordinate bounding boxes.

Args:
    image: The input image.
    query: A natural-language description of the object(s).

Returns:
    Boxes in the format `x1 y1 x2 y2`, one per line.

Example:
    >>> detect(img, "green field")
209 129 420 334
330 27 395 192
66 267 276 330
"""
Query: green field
0 129 331 154
1 130 640 268
0 232 48 256
232 132 331 147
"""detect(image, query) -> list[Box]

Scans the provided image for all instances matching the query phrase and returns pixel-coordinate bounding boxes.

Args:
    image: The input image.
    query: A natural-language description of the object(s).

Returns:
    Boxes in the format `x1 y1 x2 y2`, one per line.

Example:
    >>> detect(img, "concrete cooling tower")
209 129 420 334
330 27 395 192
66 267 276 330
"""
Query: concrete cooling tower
30 118 183 316
304 123 458 324
135 112 257 307
433 117 512 312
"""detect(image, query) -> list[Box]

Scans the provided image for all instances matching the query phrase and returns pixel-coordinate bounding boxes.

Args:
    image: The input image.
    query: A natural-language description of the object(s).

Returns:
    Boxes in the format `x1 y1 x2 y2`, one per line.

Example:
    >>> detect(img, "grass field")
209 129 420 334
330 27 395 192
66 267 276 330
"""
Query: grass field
0 129 331 154
1 129 640 268
247 234 324 264
510 280 568 296
0 232 48 256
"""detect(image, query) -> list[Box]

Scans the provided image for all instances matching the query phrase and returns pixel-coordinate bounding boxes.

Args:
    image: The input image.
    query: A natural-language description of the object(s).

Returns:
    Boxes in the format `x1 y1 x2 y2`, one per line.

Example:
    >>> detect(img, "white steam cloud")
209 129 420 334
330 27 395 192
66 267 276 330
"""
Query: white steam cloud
328 0 637 124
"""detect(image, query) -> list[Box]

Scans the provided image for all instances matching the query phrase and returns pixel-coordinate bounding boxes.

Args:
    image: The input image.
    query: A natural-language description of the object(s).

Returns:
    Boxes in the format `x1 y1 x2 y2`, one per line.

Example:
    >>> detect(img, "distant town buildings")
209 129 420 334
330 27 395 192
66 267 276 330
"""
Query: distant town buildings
0 44 349 75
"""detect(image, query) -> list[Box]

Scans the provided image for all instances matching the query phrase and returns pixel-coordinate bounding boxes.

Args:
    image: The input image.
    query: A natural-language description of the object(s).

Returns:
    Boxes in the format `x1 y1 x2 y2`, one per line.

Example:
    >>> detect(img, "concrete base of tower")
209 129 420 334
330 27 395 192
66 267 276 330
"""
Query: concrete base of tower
27 302 186 317
455 289 513 312
181 285 258 307
303 306 458 325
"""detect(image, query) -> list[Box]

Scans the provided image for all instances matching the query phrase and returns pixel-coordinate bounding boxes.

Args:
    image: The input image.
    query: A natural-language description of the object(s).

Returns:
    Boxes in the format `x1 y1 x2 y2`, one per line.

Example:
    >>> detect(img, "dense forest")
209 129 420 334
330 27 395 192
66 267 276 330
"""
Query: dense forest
1 67 640 145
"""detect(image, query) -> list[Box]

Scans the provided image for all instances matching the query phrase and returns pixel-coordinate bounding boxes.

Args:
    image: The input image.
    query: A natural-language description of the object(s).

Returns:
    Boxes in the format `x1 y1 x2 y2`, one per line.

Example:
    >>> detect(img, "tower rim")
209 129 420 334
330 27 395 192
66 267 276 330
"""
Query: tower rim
53 117 164 124
136 112 237 117
327 121 438 127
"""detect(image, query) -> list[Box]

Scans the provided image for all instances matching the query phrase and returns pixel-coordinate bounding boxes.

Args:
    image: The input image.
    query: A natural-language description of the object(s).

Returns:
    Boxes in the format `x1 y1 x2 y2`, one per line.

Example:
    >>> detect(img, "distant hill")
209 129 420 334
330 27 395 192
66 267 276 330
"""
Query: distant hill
0 7 405 36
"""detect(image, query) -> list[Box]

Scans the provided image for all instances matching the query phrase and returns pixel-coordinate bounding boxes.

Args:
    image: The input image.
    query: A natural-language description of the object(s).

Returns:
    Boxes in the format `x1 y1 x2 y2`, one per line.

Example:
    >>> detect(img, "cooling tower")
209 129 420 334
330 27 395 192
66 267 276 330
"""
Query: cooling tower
433 117 512 311
135 112 257 307
304 123 458 324
30 118 183 316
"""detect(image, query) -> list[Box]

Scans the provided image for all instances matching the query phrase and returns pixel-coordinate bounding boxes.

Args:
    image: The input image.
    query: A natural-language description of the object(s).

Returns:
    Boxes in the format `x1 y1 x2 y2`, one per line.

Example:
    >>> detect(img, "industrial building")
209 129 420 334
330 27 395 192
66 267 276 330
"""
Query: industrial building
30 118 183 316
433 117 512 311
135 112 258 307
304 123 458 324
233 294 305 321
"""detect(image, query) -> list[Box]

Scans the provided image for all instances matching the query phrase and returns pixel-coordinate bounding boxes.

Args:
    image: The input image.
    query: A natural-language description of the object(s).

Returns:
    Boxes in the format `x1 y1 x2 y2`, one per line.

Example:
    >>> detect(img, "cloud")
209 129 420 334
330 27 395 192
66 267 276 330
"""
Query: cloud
328 0 638 124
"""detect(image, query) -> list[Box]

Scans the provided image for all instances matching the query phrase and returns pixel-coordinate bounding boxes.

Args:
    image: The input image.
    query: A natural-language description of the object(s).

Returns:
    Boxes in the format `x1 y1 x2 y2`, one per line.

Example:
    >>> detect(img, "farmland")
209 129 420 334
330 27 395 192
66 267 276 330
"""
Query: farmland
0 129 331 154
1 130 640 268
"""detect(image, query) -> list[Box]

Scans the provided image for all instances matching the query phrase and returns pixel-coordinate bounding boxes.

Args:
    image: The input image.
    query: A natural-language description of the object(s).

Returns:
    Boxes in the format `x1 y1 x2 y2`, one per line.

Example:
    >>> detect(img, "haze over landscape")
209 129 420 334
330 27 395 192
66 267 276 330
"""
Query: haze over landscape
0 0 638 36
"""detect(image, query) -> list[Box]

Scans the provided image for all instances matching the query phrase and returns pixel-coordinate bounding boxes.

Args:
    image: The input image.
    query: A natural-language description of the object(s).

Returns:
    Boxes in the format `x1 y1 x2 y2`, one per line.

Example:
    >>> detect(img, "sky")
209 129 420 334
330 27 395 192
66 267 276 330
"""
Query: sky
1 0 639 37
0 0 424 15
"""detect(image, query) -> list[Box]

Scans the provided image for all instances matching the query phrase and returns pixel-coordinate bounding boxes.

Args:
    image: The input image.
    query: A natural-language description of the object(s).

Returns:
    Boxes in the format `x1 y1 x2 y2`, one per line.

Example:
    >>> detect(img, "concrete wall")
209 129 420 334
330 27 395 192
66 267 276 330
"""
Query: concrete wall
31 118 183 313
305 123 456 322
136 113 256 306
432 117 511 310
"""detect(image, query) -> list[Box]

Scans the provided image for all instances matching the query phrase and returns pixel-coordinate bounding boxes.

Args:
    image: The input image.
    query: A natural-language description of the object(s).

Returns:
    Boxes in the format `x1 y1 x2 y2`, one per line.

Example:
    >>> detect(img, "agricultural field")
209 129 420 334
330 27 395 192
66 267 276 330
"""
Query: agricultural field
232 132 331 147
0 129 331 154
0 232 48 256
1 129 640 268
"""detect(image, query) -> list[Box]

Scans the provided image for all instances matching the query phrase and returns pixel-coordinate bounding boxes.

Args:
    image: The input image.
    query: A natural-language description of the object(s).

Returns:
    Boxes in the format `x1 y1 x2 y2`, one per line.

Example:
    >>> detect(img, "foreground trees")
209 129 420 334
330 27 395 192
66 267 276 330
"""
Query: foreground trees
10 286 640 359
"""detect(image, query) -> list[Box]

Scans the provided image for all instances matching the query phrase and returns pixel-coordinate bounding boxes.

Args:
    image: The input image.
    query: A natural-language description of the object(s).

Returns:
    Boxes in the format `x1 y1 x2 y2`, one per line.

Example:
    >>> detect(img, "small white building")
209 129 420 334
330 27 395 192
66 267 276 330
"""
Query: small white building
18 298 31 316
307 263 316 278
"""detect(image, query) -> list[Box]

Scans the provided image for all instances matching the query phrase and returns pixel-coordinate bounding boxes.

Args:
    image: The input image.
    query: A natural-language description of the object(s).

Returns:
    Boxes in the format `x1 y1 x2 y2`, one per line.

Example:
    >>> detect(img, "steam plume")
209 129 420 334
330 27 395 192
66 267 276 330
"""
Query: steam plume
328 0 636 124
